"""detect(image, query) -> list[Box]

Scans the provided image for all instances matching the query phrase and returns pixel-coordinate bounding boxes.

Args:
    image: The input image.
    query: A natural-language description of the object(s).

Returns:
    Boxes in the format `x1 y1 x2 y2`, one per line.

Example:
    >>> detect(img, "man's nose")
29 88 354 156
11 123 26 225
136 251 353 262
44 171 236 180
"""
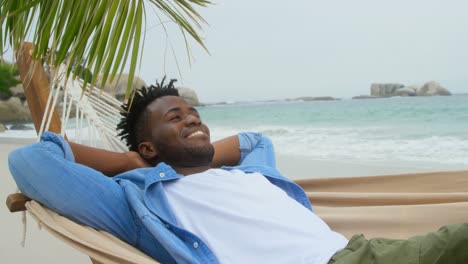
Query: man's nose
184 114 201 126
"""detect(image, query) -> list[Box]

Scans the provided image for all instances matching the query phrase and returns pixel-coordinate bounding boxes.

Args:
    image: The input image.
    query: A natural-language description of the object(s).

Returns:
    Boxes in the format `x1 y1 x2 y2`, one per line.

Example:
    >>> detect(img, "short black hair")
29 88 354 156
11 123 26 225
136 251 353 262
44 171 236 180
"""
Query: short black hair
117 77 179 151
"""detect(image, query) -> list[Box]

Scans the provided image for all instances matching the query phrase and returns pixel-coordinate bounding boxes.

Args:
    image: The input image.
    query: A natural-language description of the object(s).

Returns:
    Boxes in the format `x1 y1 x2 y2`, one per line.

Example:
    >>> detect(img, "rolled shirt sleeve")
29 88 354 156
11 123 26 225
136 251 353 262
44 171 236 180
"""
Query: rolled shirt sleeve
237 132 276 168
8 132 137 245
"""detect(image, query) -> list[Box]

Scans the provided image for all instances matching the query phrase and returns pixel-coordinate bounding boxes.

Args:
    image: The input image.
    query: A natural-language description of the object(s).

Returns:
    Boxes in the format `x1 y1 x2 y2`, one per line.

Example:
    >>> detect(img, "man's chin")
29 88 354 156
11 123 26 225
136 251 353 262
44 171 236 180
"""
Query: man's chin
166 145 215 167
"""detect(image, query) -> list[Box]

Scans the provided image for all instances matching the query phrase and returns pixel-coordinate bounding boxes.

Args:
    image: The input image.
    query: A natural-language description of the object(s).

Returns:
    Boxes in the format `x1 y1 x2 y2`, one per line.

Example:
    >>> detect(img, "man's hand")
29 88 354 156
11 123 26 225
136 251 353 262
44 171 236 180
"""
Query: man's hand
124 151 151 170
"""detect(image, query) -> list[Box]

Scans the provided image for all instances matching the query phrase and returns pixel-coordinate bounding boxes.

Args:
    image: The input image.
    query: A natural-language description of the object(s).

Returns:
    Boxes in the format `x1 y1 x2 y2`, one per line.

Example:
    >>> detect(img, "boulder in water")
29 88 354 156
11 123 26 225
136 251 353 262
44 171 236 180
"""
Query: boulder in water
295 96 338 101
370 83 404 97
395 87 416 96
352 95 380 99
416 81 451 96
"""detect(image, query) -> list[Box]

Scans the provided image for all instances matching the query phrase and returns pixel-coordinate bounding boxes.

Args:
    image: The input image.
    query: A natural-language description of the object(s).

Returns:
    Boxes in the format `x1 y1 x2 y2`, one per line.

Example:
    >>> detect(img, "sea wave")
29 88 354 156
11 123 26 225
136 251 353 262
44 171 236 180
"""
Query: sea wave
2 122 467 167
209 124 468 166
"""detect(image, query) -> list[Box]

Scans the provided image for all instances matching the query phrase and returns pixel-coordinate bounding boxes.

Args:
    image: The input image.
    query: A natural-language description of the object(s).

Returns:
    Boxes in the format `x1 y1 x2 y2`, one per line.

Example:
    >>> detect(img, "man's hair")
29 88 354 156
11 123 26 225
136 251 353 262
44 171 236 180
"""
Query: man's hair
117 78 179 151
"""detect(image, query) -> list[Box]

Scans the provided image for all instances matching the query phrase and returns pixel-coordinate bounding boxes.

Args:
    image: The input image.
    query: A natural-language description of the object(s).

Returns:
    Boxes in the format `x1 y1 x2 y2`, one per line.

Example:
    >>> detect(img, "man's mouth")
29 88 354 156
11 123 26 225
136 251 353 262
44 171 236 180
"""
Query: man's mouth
186 130 207 139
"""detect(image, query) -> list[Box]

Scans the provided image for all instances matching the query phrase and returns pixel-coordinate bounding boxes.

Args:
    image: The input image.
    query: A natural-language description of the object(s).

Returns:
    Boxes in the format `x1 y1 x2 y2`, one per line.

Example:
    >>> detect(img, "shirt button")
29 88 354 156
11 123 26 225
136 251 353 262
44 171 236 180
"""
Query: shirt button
193 242 199 249
159 172 165 177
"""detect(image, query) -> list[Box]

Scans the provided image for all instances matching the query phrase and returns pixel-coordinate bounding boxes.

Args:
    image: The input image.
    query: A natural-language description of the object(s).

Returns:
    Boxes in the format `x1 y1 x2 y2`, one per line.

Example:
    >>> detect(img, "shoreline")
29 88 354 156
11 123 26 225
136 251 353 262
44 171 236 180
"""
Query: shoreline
276 153 468 180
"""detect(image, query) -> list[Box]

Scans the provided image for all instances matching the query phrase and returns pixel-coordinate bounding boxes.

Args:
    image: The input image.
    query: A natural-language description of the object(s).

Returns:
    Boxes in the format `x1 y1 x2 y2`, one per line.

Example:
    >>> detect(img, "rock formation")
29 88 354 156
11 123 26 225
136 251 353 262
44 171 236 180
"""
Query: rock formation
416 81 451 96
352 95 379 99
177 87 201 106
367 81 451 98
95 75 201 106
294 96 338 101
0 97 31 123
395 87 416 96
0 75 203 130
370 83 404 97
96 74 147 101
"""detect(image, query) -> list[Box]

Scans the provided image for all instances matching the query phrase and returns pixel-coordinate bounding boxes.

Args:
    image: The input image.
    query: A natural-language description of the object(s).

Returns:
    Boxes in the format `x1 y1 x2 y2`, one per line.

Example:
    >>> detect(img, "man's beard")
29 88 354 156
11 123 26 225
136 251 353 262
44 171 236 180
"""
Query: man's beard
158 143 215 167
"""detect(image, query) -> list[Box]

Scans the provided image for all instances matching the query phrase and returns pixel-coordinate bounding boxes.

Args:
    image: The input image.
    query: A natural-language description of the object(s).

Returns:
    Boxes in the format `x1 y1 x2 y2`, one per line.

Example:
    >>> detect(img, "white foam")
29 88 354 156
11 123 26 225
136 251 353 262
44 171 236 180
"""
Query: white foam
3 122 467 168
209 124 468 167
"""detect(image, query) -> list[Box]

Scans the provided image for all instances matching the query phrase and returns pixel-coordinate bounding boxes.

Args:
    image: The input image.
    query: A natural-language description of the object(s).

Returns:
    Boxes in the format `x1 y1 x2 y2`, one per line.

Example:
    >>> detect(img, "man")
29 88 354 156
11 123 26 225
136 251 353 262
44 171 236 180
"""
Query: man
8 79 468 264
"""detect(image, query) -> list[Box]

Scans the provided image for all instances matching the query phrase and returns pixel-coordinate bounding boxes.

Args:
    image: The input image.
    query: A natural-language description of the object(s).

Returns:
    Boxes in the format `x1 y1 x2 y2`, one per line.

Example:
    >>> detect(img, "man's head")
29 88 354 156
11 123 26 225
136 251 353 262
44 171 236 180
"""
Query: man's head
117 78 214 167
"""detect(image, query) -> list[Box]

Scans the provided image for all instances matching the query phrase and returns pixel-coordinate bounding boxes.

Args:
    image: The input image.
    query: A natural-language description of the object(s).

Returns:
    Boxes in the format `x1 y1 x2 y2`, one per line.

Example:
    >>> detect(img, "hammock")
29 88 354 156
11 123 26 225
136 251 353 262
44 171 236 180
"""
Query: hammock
6 43 468 264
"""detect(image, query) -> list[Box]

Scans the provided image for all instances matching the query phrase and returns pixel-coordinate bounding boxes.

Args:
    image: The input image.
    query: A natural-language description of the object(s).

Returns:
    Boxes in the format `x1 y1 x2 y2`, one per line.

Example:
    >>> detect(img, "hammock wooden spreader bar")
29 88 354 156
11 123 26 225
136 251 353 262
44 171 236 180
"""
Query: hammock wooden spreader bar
15 43 62 135
7 43 61 213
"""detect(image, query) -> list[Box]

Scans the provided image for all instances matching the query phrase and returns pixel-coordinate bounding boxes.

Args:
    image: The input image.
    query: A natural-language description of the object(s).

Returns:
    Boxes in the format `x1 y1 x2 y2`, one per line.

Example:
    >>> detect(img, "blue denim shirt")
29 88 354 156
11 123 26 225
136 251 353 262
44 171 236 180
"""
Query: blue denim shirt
9 132 312 264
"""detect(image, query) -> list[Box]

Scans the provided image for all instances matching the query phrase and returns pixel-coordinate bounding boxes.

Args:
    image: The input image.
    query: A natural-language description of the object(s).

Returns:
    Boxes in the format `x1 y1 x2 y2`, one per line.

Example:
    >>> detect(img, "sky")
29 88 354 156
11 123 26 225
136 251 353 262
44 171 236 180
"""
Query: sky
137 0 468 103
4 0 468 103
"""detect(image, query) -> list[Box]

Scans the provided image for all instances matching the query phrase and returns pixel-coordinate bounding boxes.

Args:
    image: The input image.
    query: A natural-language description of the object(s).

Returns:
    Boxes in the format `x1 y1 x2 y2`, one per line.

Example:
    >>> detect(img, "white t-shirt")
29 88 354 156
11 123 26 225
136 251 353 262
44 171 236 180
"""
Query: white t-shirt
163 169 348 264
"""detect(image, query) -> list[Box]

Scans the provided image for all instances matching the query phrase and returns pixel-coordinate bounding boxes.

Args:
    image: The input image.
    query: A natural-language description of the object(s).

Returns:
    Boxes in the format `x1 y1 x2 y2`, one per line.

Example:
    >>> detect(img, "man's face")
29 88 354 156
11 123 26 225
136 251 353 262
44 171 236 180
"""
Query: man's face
143 96 214 167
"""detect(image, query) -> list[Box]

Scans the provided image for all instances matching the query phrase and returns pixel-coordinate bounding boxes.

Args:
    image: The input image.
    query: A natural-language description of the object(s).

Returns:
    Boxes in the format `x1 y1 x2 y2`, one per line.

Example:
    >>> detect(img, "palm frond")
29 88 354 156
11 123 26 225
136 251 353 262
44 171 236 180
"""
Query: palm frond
0 0 210 100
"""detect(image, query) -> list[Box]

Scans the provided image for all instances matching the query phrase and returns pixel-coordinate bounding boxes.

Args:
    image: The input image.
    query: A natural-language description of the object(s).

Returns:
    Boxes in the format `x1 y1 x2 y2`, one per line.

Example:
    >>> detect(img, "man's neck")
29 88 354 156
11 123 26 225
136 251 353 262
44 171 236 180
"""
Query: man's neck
172 165 211 176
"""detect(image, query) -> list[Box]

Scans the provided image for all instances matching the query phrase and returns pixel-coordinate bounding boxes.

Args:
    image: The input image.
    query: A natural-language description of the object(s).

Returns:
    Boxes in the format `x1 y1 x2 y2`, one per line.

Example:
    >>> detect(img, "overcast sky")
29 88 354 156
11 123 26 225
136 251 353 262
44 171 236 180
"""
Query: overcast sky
138 0 468 102
5 0 467 103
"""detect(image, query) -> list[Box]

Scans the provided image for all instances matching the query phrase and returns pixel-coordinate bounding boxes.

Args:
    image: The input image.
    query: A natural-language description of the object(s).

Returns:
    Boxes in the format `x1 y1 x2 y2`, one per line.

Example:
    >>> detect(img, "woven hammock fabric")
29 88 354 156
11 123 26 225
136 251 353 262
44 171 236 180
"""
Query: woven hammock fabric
24 170 468 264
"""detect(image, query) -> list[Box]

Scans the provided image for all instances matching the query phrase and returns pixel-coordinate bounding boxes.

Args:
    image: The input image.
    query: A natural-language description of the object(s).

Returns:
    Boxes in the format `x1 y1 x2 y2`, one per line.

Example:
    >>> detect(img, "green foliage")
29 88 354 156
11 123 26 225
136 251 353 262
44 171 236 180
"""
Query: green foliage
0 0 210 100
0 62 21 97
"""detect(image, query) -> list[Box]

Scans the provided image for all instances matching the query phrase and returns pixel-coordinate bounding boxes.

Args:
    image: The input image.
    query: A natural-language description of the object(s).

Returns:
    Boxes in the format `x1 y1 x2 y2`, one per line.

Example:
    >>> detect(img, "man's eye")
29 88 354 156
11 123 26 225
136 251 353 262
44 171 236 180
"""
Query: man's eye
170 115 181 121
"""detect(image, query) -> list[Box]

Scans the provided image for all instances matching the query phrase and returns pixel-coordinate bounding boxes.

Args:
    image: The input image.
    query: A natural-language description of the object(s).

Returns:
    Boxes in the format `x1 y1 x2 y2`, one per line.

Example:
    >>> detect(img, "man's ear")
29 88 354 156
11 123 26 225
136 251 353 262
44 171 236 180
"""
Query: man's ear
138 142 158 160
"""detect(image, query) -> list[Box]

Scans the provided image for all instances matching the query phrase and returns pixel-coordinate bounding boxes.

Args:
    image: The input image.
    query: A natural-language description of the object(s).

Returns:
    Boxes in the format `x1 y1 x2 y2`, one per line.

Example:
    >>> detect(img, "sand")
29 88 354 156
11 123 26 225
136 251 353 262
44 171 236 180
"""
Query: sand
1 138 88 264
276 154 466 180
1 137 465 263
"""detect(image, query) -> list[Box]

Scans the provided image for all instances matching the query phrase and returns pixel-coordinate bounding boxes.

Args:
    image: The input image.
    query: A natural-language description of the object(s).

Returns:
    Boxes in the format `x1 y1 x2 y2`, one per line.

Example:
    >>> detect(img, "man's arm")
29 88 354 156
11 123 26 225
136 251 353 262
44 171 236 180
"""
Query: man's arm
8 132 137 243
211 135 241 167
210 133 276 168
71 134 240 174
68 142 149 177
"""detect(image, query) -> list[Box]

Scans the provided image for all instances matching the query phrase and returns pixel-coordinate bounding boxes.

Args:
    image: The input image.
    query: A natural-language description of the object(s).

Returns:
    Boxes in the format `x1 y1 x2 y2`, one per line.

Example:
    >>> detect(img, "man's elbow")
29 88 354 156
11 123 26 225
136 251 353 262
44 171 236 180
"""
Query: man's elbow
8 146 29 176
8 142 64 193
8 146 33 195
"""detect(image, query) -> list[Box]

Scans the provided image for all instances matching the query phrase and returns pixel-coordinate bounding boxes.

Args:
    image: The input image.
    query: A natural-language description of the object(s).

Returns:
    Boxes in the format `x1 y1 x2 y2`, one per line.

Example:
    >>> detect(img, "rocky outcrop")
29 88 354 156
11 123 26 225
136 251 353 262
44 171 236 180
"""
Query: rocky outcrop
96 74 147 101
177 87 200 106
10 123 31 130
370 83 405 97
395 87 416 96
369 82 451 98
0 97 31 123
352 95 379 99
9 82 26 100
416 81 451 96
0 76 204 129
295 96 338 101
95 75 201 106
0 123 6 132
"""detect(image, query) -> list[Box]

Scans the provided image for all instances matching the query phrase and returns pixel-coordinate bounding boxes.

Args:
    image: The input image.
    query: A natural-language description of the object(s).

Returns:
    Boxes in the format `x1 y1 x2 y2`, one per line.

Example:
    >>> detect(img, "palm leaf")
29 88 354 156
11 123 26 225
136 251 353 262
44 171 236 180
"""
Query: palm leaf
0 0 210 100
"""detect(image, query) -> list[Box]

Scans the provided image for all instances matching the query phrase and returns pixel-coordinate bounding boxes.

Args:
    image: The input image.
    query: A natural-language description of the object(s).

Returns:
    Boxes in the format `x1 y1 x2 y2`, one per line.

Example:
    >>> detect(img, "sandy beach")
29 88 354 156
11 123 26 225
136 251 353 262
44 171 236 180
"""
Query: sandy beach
1 138 88 264
276 154 466 180
1 137 466 263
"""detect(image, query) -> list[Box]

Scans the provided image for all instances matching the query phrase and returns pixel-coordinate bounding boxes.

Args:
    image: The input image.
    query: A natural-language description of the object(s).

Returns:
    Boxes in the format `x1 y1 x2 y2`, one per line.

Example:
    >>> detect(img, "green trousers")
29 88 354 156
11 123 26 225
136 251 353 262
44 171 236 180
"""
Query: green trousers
329 223 468 264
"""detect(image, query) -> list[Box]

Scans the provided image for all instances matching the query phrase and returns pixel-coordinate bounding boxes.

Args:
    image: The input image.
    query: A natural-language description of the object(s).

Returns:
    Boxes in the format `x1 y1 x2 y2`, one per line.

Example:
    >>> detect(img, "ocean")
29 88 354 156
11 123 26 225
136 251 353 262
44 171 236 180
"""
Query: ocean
199 95 468 171
2 95 468 173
